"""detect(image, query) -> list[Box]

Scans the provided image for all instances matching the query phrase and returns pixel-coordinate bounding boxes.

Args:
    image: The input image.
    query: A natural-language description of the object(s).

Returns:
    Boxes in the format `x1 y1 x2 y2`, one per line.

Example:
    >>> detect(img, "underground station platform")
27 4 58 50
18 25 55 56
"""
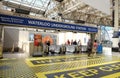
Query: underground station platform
0 53 120 78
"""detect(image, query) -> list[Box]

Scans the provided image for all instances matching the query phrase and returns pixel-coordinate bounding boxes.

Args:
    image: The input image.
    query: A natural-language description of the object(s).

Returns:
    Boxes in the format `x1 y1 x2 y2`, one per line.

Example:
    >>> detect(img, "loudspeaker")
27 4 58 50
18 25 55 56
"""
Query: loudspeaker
58 13 62 16
75 20 85 24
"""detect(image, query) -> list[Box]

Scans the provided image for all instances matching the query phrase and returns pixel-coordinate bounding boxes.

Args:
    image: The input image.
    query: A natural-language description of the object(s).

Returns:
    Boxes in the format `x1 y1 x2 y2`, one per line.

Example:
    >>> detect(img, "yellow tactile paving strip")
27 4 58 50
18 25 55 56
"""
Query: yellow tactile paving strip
26 54 96 67
26 54 120 68
30 56 119 72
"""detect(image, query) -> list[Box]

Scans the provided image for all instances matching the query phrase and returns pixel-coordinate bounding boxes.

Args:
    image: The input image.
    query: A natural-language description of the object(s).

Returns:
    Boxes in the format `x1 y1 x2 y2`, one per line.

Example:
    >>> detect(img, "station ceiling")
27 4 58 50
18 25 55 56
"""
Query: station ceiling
1 0 120 26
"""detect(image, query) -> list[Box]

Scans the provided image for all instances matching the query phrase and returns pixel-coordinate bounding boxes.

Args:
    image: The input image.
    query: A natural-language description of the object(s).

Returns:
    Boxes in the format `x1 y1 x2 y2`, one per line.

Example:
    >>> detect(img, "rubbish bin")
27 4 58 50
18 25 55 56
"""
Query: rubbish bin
97 44 102 53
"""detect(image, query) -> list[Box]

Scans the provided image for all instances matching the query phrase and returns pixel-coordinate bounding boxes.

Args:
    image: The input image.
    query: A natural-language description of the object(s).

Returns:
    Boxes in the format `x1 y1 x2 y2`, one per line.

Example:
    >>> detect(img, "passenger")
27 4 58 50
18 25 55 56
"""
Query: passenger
44 45 49 55
46 39 50 46
92 40 98 57
118 41 120 52
59 44 66 54
71 39 73 45
63 44 66 54
73 40 77 45
74 45 81 53
78 39 82 46
67 39 70 45
87 39 92 57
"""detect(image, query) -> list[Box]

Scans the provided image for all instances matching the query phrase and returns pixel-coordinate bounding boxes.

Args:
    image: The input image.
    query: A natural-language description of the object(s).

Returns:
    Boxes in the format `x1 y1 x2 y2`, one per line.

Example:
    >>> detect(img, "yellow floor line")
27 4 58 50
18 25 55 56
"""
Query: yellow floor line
0 58 16 60
101 72 120 78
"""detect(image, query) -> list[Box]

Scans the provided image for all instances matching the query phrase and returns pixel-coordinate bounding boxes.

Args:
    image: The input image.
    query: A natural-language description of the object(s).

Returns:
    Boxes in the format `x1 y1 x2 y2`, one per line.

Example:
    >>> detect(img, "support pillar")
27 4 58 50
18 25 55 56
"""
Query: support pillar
96 26 102 42
0 26 3 59
112 0 119 52
0 1 4 58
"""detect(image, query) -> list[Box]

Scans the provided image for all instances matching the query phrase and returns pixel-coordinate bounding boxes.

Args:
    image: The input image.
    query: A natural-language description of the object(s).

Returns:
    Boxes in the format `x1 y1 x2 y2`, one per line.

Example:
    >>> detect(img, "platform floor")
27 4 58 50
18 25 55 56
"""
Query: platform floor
0 52 120 78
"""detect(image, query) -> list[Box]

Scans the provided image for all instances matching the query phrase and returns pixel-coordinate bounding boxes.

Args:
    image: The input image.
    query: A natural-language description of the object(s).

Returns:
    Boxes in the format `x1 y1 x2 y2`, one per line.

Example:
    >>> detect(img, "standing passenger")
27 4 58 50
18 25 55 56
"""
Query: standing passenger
73 40 77 45
71 39 73 45
78 40 81 45
92 40 98 57
78 39 82 53
67 39 70 45
87 39 92 57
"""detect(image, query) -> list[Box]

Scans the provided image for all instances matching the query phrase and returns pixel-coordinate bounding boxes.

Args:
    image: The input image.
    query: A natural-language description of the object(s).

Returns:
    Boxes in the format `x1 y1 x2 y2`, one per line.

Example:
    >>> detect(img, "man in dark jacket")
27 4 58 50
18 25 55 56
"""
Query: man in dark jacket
87 39 92 56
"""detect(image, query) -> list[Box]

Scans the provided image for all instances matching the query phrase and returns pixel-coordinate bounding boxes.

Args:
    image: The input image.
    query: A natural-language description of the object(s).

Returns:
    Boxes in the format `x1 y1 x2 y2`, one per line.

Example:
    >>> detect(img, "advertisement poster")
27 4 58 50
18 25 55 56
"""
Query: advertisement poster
34 34 42 46
42 35 53 46
29 33 57 45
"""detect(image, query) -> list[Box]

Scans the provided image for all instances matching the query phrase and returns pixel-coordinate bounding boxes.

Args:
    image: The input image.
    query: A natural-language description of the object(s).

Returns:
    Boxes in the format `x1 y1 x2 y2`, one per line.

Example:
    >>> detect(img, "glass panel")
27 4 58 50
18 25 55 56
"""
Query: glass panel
4 0 54 12
34 0 43 7
48 2 56 10
41 0 50 8
101 26 113 47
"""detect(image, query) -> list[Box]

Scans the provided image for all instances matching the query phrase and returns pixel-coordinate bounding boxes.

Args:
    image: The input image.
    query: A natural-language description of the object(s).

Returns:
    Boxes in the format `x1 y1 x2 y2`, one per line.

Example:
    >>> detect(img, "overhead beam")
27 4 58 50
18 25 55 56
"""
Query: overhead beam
62 11 112 26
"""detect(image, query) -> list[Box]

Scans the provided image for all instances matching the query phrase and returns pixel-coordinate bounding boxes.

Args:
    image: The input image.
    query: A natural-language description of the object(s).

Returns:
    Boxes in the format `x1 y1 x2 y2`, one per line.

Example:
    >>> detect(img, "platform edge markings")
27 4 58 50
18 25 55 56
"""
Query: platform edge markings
26 56 104 67
101 72 120 78
36 61 120 78
25 54 90 67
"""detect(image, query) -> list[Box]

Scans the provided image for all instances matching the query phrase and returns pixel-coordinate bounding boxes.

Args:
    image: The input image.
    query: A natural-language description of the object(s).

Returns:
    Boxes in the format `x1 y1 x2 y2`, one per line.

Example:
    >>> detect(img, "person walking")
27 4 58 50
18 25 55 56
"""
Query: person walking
71 39 73 45
67 39 70 45
87 39 92 57
92 40 98 57
78 39 82 53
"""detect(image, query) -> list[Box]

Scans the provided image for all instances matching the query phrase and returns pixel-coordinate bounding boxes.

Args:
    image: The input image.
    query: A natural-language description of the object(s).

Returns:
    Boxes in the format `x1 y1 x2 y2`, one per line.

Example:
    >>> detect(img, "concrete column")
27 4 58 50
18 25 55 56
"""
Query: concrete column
112 0 119 51
0 26 4 59
96 26 102 42
114 0 119 31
